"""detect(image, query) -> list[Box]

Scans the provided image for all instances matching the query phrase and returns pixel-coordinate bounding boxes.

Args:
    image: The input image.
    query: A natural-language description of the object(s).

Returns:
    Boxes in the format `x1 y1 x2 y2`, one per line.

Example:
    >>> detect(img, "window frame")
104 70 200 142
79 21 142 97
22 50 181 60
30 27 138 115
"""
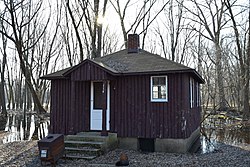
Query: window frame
150 76 168 102
196 82 200 107
190 77 195 108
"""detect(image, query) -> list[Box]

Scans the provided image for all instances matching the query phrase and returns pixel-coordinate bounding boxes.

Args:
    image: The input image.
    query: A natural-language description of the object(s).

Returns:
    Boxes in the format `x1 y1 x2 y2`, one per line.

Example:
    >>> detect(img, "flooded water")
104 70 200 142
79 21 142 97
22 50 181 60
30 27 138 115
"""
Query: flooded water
200 114 250 153
1 110 250 154
2 112 50 144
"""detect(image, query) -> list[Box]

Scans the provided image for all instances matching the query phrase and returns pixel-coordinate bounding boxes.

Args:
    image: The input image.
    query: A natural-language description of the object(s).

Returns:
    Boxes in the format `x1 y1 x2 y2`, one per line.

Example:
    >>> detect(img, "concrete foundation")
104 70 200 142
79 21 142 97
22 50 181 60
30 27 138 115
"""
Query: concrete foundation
118 128 200 153
105 133 118 151
118 137 138 150
155 128 200 153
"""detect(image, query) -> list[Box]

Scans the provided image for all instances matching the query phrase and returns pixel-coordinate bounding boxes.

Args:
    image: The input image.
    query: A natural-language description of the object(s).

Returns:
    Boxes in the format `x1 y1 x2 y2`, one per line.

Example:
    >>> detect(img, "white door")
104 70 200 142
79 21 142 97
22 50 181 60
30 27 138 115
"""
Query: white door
90 81 110 130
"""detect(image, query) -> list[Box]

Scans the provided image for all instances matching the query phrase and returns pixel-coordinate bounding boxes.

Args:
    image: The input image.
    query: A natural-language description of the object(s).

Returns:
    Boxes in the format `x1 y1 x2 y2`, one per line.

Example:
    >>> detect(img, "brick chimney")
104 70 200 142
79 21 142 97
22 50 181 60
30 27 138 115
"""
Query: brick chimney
127 34 140 53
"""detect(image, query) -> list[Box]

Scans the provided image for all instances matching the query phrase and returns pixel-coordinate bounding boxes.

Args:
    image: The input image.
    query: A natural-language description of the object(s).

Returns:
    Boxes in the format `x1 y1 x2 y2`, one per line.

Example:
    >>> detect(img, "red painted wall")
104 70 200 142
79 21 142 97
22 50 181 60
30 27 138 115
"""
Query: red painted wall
109 73 200 139
49 67 201 138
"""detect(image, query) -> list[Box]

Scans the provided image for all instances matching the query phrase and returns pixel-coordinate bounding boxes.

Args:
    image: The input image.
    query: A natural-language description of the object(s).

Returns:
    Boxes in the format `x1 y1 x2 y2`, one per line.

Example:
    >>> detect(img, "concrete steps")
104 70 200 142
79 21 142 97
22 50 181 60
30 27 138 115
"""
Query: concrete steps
64 132 117 160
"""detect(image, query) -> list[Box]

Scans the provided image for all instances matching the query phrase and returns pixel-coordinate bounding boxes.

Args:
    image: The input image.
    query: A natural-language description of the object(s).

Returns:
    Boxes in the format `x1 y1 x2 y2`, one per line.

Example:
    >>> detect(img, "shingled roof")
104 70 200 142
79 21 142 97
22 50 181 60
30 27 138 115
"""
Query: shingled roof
93 49 192 73
41 49 204 83
40 67 73 79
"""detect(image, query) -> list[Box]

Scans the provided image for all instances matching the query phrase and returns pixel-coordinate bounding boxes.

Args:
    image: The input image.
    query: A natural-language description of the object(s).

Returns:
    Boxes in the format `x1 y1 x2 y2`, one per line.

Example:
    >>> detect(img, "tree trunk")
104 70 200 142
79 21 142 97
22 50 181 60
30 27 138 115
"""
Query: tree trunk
16 41 46 114
0 37 7 117
0 80 7 117
225 0 250 116
244 5 250 118
66 0 84 62
215 42 227 110
96 0 108 57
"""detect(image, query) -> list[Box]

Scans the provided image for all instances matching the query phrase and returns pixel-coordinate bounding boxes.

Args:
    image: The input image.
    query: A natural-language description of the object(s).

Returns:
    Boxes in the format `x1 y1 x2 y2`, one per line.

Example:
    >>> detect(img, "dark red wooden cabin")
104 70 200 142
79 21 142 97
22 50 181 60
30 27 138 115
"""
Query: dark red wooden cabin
42 34 205 152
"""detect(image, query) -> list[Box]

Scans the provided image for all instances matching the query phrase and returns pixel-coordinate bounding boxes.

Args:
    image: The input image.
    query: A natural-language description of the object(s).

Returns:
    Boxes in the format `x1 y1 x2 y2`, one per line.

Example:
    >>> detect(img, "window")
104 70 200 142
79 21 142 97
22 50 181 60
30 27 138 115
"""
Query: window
151 76 168 102
93 82 103 109
190 77 195 108
196 82 200 107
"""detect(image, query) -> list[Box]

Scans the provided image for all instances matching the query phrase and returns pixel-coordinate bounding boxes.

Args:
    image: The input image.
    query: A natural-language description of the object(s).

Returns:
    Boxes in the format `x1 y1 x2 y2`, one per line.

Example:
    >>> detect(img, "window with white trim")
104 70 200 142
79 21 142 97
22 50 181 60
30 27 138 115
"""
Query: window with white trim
196 82 200 107
151 76 168 102
190 77 195 108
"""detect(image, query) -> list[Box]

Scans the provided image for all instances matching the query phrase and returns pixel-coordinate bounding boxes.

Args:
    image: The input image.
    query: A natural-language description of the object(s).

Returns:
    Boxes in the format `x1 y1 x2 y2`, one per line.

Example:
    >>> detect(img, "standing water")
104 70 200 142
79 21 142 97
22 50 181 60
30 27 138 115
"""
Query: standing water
1 110 250 153
200 112 250 153
2 110 50 144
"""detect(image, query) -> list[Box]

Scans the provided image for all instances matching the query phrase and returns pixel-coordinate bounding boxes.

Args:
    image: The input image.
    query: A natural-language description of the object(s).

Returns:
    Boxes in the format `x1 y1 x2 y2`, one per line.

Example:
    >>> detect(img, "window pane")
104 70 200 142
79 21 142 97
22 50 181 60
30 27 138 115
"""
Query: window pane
153 86 158 91
153 77 159 85
153 92 158 98
94 82 103 109
151 76 167 101
153 77 165 86
158 77 165 85
161 86 166 92
160 91 166 98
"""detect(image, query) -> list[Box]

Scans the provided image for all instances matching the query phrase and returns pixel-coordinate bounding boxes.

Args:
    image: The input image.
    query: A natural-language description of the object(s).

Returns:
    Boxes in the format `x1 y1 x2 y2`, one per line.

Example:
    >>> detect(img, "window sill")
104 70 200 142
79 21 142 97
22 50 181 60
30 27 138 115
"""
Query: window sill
151 99 168 102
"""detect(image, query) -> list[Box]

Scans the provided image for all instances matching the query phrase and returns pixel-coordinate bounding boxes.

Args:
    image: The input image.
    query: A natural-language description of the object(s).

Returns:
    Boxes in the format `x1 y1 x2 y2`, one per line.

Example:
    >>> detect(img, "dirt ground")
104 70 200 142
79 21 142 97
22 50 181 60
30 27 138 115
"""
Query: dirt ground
0 131 250 167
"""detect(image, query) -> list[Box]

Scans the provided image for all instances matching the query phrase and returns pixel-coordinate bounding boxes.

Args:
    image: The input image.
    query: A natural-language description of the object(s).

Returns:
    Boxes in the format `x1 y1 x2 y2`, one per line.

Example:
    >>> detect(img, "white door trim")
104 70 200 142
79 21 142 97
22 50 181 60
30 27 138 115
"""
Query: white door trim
90 81 110 130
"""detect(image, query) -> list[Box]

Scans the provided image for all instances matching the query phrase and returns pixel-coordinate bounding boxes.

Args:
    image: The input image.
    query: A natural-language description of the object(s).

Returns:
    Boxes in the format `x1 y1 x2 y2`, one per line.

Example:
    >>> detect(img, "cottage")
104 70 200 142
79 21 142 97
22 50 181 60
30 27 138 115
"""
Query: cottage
41 34 204 153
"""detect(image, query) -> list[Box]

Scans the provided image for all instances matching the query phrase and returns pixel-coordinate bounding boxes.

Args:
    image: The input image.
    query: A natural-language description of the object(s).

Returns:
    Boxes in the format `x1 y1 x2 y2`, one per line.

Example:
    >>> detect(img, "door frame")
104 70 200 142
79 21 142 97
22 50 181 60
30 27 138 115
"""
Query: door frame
90 81 110 131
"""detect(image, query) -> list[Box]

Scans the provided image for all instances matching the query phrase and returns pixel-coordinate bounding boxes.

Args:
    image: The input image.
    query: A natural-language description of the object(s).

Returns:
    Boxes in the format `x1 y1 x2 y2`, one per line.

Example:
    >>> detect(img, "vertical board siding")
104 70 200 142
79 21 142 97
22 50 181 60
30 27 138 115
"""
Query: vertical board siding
69 81 75 134
50 69 201 139
69 81 90 134
180 74 201 138
73 81 90 132
70 61 112 81
110 73 200 139
75 81 90 132
50 79 91 135
50 79 71 134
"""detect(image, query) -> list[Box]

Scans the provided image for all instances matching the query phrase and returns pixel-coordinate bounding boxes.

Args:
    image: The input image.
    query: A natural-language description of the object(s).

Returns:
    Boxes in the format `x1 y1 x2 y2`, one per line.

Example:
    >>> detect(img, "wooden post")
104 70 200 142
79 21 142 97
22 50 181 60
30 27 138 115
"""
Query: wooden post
101 81 108 136
69 81 75 134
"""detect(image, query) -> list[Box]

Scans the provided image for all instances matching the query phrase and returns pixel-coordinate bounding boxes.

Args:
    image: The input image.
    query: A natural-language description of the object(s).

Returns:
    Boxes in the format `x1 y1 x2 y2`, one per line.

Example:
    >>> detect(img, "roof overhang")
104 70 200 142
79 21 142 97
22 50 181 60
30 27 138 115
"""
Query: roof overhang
40 59 120 80
41 61 205 84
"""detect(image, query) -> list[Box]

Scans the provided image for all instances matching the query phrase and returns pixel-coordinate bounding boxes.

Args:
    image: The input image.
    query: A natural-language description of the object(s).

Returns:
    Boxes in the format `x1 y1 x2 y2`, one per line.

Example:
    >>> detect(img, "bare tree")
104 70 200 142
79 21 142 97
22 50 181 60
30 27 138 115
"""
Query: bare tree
0 0 52 114
39 1 64 108
246 2 250 118
65 0 108 59
102 28 120 55
169 0 183 61
65 0 84 61
0 18 8 117
155 0 196 63
185 0 229 110
225 0 250 118
61 11 78 66
110 0 169 48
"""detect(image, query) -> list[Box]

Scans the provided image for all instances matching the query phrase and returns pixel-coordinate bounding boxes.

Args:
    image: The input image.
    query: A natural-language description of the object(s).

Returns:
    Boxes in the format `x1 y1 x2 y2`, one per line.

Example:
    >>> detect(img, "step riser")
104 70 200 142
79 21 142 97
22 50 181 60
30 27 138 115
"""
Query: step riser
64 154 96 160
64 136 105 160
65 150 102 156
65 136 107 142
77 132 102 136
64 142 104 149
64 132 117 160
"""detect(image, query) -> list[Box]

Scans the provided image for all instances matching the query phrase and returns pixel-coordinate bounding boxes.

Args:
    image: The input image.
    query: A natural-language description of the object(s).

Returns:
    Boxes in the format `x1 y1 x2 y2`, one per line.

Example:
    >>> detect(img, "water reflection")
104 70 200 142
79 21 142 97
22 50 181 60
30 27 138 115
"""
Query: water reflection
28 115 35 141
4 116 9 132
200 114 250 153
200 136 217 153
3 113 50 144
2 111 250 153
20 121 24 141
